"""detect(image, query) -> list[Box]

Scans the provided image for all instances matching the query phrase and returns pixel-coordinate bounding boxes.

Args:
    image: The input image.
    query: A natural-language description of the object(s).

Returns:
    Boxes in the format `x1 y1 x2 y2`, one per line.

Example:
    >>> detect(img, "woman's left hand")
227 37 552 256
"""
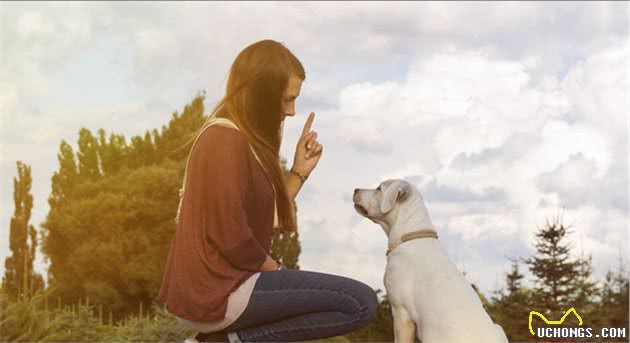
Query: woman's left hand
292 112 323 177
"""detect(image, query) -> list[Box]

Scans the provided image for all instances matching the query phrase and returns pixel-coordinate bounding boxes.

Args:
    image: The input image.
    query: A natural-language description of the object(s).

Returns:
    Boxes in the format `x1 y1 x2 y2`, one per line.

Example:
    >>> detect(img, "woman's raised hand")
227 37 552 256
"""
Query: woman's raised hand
292 112 323 177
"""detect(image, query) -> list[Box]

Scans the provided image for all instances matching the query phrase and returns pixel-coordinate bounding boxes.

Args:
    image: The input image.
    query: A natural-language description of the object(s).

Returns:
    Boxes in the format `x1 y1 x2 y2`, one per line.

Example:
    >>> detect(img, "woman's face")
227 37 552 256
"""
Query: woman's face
280 75 303 121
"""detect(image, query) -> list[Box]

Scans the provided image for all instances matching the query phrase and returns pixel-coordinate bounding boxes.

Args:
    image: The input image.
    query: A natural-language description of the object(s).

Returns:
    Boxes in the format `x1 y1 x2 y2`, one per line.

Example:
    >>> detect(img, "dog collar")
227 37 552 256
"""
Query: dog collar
386 229 438 256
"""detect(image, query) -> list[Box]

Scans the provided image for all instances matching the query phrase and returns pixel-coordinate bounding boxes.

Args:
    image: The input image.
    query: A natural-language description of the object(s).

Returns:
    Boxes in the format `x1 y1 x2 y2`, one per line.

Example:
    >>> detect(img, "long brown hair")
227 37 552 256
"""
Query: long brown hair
184 39 304 231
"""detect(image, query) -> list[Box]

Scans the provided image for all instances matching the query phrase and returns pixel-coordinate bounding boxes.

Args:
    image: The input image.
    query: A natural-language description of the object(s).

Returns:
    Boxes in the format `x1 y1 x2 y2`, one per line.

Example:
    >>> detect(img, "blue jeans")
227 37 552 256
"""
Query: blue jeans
218 269 378 342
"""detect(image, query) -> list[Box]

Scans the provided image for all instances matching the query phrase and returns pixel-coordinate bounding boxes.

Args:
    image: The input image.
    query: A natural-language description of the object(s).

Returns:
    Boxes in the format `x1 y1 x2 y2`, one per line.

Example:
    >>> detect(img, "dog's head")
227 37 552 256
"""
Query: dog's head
353 179 414 225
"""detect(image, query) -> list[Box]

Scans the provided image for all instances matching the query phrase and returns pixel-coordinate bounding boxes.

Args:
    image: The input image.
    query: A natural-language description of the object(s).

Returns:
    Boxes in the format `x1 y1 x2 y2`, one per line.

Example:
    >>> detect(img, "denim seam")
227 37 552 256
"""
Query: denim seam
250 288 365 315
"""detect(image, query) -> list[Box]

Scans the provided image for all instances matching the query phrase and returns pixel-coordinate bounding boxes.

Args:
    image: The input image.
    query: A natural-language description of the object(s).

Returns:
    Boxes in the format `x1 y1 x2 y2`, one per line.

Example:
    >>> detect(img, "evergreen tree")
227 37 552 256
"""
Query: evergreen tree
488 261 531 341
524 216 597 342
597 255 629 334
525 216 582 314
570 253 598 320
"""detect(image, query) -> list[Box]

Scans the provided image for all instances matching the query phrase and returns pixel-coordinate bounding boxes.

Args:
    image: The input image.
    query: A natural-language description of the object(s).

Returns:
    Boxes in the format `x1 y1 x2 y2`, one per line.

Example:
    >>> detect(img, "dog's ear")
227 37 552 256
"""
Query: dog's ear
380 180 411 214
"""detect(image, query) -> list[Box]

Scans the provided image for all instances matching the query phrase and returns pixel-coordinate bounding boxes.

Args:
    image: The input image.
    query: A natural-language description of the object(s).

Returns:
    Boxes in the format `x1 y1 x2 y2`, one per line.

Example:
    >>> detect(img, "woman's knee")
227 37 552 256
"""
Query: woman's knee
274 270 378 323
346 280 378 325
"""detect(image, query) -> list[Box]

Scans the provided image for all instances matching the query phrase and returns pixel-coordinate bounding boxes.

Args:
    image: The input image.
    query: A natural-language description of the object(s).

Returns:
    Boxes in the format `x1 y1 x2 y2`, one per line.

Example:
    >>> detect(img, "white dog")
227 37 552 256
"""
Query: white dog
353 179 508 343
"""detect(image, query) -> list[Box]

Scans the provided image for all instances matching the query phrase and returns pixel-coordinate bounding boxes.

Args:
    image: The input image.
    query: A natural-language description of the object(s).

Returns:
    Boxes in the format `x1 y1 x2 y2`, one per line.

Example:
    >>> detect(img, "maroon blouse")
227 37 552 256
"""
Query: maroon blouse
157 125 276 322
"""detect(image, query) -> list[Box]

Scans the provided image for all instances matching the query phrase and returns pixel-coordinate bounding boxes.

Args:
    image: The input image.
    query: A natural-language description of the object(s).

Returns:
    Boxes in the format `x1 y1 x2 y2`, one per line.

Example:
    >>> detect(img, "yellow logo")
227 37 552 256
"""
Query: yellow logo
528 307 584 335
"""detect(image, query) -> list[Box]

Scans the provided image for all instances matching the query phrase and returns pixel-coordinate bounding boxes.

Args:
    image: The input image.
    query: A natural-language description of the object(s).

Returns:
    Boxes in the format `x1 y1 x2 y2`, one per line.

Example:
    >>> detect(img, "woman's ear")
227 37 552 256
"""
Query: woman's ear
379 180 411 214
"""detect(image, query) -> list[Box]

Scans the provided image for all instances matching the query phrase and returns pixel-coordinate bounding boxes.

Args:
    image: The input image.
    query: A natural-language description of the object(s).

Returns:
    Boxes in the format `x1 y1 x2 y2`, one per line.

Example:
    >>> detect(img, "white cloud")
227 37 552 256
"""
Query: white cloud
447 213 519 241
321 40 628 293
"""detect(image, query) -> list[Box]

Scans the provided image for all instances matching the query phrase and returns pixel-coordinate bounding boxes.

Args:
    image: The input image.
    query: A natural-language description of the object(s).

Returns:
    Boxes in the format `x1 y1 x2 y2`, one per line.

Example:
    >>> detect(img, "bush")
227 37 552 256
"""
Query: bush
0 287 194 342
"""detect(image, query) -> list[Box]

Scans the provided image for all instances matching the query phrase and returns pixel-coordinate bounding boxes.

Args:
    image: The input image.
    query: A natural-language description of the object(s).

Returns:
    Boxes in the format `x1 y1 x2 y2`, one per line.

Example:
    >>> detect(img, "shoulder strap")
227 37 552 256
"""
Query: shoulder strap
174 116 279 229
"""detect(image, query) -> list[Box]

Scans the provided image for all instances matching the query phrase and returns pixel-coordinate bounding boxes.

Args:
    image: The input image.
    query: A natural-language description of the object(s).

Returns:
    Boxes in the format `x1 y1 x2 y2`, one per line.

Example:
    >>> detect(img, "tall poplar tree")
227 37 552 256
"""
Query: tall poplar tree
3 161 44 299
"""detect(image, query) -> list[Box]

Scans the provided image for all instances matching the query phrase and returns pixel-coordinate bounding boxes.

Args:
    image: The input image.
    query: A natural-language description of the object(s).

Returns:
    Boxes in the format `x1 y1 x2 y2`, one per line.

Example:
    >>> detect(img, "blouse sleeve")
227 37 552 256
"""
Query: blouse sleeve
200 127 268 272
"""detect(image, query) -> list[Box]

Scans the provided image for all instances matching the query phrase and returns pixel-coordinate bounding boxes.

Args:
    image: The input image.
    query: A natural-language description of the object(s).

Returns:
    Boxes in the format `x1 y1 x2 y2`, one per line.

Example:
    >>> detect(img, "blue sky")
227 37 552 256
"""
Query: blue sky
1 2 628 296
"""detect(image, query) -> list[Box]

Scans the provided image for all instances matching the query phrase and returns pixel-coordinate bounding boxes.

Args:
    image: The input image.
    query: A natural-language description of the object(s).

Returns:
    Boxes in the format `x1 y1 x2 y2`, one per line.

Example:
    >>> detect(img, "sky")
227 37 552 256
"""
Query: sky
1 1 628 297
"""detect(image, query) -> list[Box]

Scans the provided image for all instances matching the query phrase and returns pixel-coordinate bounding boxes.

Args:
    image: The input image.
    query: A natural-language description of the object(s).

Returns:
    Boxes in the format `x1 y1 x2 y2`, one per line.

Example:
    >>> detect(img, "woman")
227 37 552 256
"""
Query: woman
157 39 377 343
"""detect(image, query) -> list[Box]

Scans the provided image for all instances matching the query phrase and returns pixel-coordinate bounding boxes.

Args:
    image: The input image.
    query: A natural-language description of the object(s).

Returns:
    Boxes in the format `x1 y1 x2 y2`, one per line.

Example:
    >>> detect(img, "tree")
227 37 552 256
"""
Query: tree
525 216 583 314
38 93 303 320
270 157 302 269
488 260 532 342
159 91 208 162
142 131 157 166
524 215 598 342
570 253 598 320
48 141 78 209
97 128 126 176
77 128 101 181
2 162 45 300
596 255 629 334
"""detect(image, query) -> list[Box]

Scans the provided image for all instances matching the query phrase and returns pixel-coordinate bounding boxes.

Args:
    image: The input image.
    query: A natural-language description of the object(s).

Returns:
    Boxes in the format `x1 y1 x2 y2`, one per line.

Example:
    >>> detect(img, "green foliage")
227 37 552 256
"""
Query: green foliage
100 302 192 342
3 161 45 301
524 216 592 314
30 92 306 332
270 229 302 270
42 160 182 316
40 94 206 318
488 261 532 342
487 217 629 342
271 157 303 270
0 285 195 342
592 257 629 335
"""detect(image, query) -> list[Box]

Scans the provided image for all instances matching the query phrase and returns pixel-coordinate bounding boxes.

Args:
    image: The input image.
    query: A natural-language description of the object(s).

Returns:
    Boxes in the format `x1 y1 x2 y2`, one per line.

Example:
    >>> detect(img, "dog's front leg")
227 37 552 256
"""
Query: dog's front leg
392 305 416 343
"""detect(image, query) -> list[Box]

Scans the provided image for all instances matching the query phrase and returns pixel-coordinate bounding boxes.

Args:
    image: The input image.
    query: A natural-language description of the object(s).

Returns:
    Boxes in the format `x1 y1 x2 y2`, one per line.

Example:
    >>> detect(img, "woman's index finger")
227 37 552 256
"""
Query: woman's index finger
301 112 315 136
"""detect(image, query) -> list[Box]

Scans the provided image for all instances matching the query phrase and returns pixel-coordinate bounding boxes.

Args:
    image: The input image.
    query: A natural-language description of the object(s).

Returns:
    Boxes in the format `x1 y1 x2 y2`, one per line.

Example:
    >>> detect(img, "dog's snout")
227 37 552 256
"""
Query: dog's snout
354 188 359 195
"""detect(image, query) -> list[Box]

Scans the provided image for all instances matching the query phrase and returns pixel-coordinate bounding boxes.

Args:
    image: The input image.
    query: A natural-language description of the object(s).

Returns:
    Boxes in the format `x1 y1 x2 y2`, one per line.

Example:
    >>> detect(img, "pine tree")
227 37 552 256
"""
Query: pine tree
570 253 598 320
525 216 582 314
597 255 629 333
488 260 531 341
